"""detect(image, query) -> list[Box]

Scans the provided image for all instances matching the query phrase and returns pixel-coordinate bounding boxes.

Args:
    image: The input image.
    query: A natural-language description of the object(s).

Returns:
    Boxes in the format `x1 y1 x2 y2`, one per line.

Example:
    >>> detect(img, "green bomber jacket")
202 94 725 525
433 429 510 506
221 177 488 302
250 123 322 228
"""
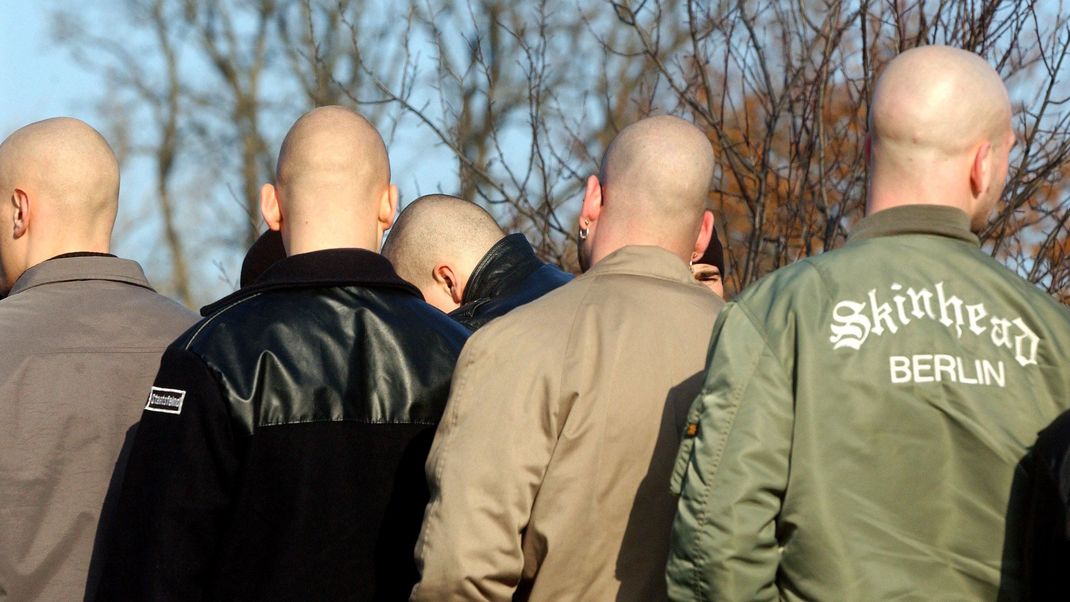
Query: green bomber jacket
668 205 1070 601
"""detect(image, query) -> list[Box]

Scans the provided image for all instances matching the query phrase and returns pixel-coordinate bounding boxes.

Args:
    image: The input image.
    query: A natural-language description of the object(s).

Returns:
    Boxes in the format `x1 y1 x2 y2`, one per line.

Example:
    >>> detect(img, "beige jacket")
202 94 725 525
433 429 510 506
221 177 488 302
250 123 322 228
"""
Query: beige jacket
0 256 197 601
412 246 723 601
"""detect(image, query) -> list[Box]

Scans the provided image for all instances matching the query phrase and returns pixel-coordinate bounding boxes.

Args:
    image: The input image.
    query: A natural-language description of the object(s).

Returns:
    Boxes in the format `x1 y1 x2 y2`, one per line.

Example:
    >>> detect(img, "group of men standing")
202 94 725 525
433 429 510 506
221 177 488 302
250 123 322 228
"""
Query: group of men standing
0 44 1068 601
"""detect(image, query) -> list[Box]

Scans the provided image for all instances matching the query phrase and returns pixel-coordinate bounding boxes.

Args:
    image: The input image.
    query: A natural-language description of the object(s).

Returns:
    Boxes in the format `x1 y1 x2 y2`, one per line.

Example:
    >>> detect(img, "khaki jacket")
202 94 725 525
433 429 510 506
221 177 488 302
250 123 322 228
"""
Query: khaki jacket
412 245 723 601
0 256 197 601
668 206 1070 601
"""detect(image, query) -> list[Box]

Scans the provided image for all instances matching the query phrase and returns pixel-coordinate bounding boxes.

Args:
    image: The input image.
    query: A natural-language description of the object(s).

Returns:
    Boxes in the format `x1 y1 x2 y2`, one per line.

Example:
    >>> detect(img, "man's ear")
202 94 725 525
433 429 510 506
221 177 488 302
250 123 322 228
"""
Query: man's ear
580 175 603 228
379 184 399 233
692 210 714 259
432 263 464 304
260 183 282 231
970 141 992 197
11 188 29 239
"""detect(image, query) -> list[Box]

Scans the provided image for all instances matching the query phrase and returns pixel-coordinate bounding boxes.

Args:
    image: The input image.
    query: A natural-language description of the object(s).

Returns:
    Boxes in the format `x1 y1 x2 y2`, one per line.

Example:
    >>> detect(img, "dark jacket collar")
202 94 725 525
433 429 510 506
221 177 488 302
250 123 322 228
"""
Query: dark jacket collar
8 255 154 297
848 204 979 246
201 248 421 316
461 233 543 305
48 252 117 261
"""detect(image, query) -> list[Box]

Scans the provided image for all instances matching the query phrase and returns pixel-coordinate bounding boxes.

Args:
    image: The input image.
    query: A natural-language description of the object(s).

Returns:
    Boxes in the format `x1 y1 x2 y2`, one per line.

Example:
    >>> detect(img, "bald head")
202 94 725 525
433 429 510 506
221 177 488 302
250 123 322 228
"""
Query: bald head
262 106 397 255
0 117 119 291
578 115 714 269
868 46 1014 229
382 194 504 312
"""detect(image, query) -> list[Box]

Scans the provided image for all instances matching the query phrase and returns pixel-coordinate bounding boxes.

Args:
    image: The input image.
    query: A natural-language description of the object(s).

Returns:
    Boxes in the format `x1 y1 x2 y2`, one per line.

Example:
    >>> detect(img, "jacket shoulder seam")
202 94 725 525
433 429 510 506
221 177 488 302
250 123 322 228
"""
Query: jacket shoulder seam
688 305 769 591
559 278 599 394
183 293 263 350
685 302 794 594
732 300 793 378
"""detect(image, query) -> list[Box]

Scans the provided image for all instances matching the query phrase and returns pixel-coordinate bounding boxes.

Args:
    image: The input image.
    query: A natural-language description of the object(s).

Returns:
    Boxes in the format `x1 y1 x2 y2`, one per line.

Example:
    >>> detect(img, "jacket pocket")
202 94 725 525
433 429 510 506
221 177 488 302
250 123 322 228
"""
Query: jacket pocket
670 405 703 495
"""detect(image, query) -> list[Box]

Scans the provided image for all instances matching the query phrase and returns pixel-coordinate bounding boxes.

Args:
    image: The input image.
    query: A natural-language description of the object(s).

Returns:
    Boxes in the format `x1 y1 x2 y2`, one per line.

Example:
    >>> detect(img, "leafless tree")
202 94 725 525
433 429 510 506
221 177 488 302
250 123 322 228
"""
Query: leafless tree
55 0 1070 305
54 0 394 303
331 0 702 266
601 0 1070 301
179 0 277 249
336 0 1068 301
54 0 194 304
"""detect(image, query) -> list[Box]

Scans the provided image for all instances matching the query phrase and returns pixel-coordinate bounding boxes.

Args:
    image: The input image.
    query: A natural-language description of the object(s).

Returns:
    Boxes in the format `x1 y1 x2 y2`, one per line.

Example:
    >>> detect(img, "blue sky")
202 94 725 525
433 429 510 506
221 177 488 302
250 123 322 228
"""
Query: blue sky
1 3 99 129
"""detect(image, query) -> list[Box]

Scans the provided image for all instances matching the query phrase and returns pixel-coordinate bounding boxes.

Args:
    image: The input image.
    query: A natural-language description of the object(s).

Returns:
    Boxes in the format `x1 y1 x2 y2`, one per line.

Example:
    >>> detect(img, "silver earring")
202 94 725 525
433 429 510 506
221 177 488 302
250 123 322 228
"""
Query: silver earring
578 219 590 241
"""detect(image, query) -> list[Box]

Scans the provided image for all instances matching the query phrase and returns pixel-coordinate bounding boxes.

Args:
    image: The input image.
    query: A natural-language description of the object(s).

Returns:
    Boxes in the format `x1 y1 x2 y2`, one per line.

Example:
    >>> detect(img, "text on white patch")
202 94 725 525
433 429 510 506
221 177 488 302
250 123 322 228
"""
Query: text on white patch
889 354 1006 387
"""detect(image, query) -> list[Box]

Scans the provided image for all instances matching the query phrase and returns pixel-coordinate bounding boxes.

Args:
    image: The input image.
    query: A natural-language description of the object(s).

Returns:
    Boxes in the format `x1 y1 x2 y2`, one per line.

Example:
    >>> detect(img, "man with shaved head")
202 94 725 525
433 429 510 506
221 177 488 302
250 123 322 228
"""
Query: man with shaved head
411 114 723 601
382 194 571 329
0 118 196 600
95 106 468 600
668 45 1070 600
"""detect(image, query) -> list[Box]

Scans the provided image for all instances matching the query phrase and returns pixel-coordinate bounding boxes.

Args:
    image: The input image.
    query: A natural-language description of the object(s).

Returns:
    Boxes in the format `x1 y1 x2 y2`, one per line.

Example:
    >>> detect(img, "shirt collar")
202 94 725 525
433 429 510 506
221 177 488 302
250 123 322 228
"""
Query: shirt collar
848 205 979 246
200 247 421 316
8 256 154 297
584 245 697 286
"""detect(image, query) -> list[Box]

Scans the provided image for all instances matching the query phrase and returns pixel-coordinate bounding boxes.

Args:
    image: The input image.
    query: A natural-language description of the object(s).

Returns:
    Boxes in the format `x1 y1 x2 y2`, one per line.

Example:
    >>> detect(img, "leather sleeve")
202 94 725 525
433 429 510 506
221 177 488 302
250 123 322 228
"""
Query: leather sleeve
411 325 564 601
666 303 794 601
92 346 241 601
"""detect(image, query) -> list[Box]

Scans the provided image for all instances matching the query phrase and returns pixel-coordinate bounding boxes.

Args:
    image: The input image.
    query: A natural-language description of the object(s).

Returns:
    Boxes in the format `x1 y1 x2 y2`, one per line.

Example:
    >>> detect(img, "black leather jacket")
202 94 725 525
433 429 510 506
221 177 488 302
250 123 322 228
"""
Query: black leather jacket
1021 409 1070 600
96 249 468 602
449 233 572 330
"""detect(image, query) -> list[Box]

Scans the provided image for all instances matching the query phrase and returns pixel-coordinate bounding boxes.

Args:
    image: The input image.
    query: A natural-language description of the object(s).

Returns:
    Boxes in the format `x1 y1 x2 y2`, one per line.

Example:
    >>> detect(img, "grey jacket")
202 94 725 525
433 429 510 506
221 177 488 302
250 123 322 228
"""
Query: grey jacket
0 255 197 601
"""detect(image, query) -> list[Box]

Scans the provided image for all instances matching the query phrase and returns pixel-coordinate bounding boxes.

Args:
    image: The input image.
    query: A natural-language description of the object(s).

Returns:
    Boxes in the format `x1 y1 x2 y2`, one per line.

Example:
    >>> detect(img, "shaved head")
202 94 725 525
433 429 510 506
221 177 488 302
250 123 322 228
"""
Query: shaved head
262 105 397 255
578 115 714 270
382 194 504 312
867 46 1014 229
0 117 119 292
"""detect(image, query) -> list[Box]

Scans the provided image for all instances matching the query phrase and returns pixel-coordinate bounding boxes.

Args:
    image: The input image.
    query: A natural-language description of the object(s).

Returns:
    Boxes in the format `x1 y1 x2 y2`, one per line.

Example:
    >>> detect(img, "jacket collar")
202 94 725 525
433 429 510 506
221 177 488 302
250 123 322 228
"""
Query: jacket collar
583 245 697 286
461 233 543 304
8 255 154 297
848 205 979 246
201 247 421 316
